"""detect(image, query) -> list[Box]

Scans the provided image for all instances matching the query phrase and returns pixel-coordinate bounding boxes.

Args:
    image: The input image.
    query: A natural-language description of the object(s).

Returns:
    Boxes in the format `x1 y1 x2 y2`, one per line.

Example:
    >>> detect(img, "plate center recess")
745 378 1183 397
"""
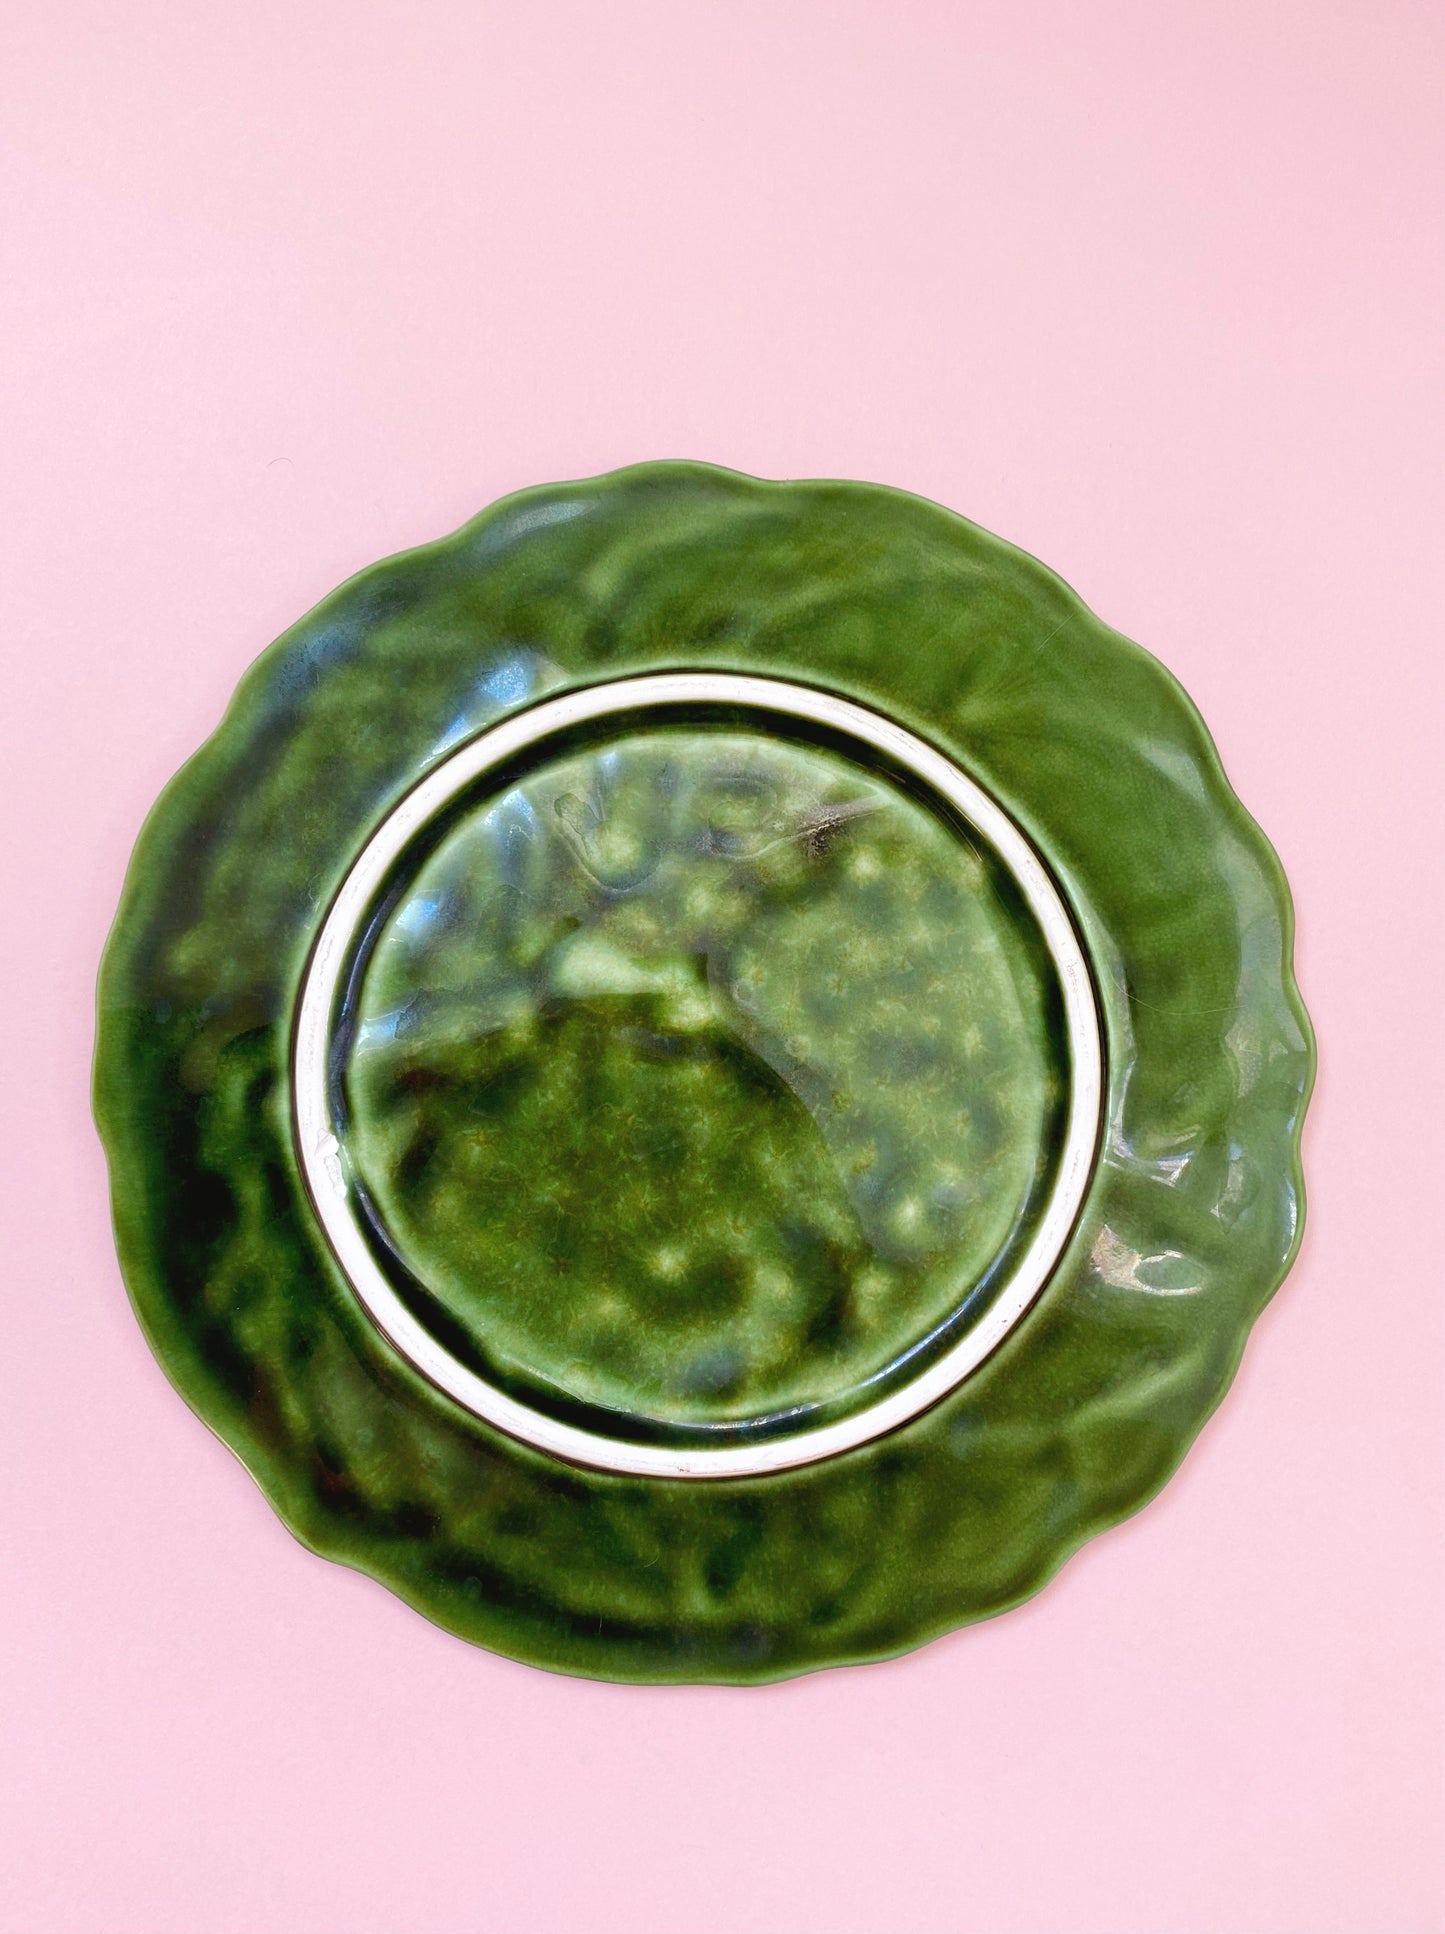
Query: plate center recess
339 719 1071 1437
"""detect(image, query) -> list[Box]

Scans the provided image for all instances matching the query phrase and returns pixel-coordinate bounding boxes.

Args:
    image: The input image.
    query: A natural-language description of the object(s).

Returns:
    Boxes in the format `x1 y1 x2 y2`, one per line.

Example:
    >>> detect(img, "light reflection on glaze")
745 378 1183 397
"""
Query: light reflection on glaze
344 730 1068 1430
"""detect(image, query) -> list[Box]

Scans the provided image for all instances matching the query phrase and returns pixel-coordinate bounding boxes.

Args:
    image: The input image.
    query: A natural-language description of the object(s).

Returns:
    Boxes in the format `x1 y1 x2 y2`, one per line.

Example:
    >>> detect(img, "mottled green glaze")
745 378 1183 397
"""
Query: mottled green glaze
348 729 1064 1434
94 462 1313 1682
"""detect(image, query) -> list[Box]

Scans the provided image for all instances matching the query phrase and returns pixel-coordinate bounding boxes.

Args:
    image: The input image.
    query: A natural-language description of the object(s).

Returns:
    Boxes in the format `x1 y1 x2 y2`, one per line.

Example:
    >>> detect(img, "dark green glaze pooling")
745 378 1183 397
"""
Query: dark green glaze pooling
346 728 1066 1439
94 462 1314 1683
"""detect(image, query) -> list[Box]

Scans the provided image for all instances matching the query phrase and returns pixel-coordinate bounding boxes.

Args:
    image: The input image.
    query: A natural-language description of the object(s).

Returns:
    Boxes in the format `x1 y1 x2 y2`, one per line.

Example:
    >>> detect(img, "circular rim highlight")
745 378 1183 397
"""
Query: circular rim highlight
292 671 1104 1478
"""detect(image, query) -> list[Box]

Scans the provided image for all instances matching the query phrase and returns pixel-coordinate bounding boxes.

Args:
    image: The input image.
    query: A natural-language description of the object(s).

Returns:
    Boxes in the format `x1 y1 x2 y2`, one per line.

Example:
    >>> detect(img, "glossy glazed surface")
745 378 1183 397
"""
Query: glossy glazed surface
347 726 1066 1436
94 462 1314 1682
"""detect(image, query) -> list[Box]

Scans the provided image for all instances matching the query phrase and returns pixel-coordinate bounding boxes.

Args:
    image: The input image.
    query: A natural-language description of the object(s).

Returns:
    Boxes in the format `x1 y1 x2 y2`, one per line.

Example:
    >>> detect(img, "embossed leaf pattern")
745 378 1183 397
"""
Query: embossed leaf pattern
94 464 1312 1681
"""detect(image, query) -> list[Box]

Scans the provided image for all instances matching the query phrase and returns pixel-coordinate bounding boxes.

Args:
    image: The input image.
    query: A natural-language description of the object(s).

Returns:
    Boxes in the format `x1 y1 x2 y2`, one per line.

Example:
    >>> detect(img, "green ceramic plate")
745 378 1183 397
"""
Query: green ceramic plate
95 462 1313 1682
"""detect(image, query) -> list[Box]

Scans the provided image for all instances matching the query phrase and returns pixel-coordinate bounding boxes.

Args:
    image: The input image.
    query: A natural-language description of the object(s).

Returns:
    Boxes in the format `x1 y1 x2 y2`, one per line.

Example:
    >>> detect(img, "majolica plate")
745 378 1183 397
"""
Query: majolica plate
95 462 1313 1682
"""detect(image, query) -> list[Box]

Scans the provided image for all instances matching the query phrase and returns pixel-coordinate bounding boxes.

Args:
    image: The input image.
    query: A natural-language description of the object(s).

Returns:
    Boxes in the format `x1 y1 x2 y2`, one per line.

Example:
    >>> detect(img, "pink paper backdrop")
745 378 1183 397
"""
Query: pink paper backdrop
2 4 1441 1931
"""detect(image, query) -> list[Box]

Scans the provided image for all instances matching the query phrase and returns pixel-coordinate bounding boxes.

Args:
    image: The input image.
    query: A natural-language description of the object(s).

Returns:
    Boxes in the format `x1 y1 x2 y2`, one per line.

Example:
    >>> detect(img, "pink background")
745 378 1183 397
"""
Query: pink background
2 3 1441 1930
